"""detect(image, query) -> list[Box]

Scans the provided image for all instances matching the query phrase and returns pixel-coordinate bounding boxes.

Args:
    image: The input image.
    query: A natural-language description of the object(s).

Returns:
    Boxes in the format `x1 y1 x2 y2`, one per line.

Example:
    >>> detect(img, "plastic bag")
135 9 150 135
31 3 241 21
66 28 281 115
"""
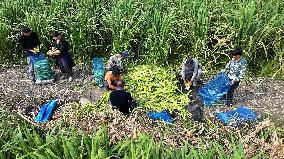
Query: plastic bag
147 110 173 124
188 104 203 122
30 52 46 63
216 106 257 126
35 99 58 123
199 72 231 106
34 59 54 80
92 58 105 87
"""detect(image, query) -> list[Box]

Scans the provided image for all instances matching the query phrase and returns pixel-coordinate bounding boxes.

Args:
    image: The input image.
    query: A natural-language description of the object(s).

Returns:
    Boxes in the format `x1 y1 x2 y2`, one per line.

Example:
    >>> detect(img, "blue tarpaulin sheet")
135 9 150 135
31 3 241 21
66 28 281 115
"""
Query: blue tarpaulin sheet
147 110 173 124
216 106 257 126
35 99 58 123
92 58 105 87
199 72 231 106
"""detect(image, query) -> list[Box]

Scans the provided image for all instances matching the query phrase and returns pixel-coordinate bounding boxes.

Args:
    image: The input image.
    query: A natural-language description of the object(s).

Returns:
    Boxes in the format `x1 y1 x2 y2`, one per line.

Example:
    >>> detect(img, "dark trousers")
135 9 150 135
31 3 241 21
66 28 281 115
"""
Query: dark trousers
226 80 240 102
112 99 137 115
56 56 74 77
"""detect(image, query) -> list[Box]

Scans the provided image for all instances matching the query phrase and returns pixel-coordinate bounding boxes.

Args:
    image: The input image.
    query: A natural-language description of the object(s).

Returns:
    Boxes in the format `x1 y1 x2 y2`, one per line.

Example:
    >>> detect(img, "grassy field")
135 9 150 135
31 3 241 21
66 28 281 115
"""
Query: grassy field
1 0 284 158
0 0 283 75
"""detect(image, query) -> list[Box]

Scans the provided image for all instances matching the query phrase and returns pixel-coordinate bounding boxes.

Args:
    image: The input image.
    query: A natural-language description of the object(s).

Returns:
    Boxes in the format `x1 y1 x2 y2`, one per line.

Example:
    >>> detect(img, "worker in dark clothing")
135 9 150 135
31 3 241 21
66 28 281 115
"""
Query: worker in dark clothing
18 27 41 82
47 31 75 82
109 80 136 115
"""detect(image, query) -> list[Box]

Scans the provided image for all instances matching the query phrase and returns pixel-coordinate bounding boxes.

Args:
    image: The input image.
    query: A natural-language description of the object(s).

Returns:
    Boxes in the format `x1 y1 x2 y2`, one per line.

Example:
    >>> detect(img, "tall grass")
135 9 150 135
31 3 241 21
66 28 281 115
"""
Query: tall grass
0 117 254 159
1 110 276 159
0 0 283 74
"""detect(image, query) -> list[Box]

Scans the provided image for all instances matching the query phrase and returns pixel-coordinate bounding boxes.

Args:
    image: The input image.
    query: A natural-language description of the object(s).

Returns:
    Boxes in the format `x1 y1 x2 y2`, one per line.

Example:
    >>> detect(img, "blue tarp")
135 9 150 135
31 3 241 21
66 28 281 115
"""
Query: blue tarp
216 106 258 126
92 58 105 87
35 99 58 123
199 72 231 106
147 110 173 124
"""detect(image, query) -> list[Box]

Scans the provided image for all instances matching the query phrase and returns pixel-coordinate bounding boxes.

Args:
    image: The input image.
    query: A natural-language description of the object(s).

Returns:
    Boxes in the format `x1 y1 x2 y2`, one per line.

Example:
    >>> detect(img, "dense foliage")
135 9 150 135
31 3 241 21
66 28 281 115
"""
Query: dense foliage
0 0 283 75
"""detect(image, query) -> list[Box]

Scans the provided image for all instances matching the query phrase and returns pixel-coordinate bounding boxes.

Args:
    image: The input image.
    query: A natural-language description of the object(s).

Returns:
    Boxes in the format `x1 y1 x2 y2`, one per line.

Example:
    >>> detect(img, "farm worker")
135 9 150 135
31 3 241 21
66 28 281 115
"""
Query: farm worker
106 50 129 73
104 69 122 90
18 27 41 82
180 55 202 89
222 48 247 106
47 31 75 82
109 80 136 115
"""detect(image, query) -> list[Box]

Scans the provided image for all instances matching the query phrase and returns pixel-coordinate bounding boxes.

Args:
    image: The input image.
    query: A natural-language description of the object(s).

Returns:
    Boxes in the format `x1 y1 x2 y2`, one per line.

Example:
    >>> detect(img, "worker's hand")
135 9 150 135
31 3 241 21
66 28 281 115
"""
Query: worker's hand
230 80 235 85
185 82 190 90
33 47 40 53
47 50 53 56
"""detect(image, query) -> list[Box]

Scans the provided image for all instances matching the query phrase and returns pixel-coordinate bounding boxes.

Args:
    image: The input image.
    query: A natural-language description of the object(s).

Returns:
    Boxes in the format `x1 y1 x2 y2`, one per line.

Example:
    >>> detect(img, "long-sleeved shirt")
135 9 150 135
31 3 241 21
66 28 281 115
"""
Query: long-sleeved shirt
109 89 134 115
106 55 124 72
52 38 69 57
224 57 247 81
180 58 200 81
104 71 122 90
18 32 40 56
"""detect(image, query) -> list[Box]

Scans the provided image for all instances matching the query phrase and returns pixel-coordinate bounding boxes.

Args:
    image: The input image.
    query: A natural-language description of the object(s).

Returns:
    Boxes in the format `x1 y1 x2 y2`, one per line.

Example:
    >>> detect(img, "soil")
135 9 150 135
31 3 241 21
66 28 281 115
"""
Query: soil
0 64 101 118
200 77 284 124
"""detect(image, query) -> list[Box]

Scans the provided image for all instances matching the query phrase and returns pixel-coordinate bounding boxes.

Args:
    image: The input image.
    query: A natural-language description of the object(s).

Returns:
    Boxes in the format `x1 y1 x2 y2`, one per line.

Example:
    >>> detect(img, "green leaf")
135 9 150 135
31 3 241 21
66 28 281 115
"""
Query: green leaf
46 148 60 159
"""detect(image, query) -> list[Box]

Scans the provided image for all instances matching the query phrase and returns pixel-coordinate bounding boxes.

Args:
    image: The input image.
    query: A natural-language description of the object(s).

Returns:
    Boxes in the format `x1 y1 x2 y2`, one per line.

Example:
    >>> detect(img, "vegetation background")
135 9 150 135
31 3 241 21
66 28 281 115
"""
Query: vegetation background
0 0 283 75
0 0 284 158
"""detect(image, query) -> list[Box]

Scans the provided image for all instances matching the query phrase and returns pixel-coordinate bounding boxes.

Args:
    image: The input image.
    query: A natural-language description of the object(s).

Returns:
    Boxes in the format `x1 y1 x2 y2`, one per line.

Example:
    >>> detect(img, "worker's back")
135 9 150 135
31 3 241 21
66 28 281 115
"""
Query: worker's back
110 89 133 115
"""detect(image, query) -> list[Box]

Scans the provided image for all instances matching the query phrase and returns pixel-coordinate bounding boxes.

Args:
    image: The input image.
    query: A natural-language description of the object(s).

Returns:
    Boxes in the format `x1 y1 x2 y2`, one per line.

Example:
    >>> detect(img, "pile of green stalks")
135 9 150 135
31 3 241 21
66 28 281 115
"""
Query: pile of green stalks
125 64 190 118
0 0 283 76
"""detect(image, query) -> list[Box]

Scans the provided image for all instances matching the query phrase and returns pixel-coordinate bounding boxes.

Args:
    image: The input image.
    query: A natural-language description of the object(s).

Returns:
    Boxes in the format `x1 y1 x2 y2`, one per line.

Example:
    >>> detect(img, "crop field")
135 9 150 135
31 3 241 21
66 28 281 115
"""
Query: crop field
0 0 284 158
0 0 283 73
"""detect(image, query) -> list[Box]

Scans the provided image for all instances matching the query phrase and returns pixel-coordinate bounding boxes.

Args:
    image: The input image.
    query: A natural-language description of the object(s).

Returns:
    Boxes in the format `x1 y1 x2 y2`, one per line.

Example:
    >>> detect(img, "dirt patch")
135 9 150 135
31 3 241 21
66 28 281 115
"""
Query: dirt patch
235 78 284 122
0 64 94 117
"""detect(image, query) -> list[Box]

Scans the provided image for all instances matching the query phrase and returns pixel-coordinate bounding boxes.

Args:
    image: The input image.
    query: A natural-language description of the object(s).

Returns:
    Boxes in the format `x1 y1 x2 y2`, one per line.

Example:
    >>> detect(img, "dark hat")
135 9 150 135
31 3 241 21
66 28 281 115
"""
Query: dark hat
112 69 120 76
51 31 60 37
121 50 129 58
231 48 243 56
21 27 31 33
